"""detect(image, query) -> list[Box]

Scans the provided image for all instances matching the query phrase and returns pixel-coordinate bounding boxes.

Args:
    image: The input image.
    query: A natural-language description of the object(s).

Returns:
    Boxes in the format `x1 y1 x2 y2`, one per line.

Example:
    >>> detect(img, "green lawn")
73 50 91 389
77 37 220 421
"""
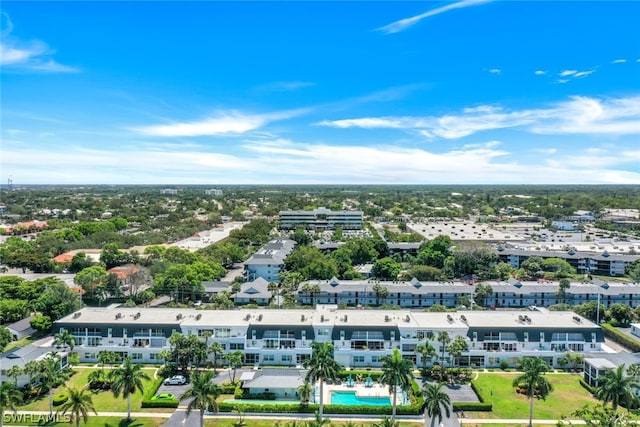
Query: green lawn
20 367 173 413
469 372 599 420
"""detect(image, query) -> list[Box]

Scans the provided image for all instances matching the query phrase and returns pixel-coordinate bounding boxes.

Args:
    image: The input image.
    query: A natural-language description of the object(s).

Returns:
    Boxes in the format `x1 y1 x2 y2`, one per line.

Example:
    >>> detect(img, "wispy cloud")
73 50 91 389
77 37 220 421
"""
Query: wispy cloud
557 68 595 83
534 70 546 75
132 109 307 137
254 81 316 93
376 0 492 34
319 95 640 138
611 59 627 64
0 12 79 73
559 70 577 77
488 68 501 75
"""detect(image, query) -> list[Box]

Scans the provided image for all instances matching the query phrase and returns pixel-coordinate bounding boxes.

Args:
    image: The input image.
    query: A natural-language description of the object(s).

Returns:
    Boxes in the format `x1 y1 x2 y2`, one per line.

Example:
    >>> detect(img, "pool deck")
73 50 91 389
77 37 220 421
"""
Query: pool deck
320 382 403 406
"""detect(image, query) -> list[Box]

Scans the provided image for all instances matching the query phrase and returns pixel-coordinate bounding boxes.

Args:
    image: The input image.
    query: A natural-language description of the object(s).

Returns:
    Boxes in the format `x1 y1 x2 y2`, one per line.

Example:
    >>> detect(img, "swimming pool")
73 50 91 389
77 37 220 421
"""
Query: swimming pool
330 391 391 406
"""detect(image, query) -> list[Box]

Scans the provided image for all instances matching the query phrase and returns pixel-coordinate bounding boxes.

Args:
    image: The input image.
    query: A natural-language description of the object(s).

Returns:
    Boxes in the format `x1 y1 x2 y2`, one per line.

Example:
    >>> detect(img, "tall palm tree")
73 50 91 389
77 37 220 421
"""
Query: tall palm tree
38 354 65 416
297 380 313 404
422 382 451 427
209 341 224 373
158 349 172 367
595 364 640 413
54 329 76 352
628 363 640 379
110 357 150 421
0 382 23 427
181 371 222 427
24 360 40 386
306 410 331 427
512 357 554 427
57 387 97 427
372 416 398 427
380 348 413 423
436 332 451 366
303 342 342 423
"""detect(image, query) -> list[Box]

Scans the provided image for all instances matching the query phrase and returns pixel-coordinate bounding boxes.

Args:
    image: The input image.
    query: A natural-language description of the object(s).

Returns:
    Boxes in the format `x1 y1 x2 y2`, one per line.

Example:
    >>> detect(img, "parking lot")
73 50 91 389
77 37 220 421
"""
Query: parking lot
155 381 191 400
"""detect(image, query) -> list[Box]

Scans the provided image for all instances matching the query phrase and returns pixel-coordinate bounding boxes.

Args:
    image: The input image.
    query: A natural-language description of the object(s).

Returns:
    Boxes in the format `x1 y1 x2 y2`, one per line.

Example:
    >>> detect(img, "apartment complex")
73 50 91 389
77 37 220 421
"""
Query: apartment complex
244 239 296 283
497 247 639 276
279 207 364 230
296 278 640 309
53 305 604 369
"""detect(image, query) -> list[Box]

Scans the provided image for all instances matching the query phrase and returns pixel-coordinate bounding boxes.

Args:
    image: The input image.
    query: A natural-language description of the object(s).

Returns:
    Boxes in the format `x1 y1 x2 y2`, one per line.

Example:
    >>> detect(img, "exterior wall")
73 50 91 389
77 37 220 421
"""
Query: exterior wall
245 264 282 283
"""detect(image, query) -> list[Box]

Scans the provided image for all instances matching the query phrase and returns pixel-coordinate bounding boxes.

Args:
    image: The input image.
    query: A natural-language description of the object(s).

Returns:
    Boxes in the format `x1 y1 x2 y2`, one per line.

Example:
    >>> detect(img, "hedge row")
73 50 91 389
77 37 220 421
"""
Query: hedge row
470 381 488 404
337 370 383 381
141 377 180 409
579 378 596 394
453 402 492 411
601 323 640 353
218 402 422 415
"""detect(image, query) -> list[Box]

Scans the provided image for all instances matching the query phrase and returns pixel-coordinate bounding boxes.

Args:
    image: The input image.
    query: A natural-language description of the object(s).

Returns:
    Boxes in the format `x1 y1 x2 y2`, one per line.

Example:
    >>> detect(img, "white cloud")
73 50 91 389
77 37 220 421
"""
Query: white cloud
488 68 501 74
319 95 640 138
556 79 569 84
574 70 595 78
558 69 596 81
132 109 307 137
611 59 627 64
560 70 577 77
533 148 557 155
376 0 491 34
0 12 79 73
534 70 546 75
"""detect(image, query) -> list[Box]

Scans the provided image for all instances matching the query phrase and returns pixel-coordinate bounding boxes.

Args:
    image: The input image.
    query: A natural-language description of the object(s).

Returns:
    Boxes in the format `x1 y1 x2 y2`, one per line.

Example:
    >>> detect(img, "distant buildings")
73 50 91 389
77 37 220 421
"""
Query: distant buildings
244 239 296 283
296 277 640 309
160 188 178 195
497 247 639 276
279 207 363 230
205 189 223 196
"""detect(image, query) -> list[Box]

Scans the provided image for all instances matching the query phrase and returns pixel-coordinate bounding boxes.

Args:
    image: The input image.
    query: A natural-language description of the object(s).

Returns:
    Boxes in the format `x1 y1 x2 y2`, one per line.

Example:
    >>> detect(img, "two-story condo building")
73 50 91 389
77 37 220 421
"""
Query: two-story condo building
53 305 604 369
296 278 640 309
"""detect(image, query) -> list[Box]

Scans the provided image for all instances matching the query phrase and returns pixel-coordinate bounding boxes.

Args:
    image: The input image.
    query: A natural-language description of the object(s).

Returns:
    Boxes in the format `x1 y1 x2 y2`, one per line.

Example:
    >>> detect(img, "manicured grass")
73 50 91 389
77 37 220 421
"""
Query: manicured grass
19 367 173 413
469 372 599 420
204 421 424 426
2 416 167 427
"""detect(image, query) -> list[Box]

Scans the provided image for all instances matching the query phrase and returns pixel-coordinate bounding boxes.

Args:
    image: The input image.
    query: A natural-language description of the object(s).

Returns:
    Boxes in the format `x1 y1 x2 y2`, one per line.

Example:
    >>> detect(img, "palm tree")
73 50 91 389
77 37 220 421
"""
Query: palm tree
422 382 451 427
225 351 244 384
24 360 40 386
512 357 554 427
372 416 397 427
54 329 76 352
209 342 224 373
7 366 22 385
373 283 389 306
436 331 451 366
626 363 640 379
181 371 222 427
306 410 331 427
57 387 97 427
97 350 117 372
0 382 23 427
297 380 313 404
158 349 172 367
110 357 150 421
303 342 342 423
38 354 65 416
595 364 640 413
416 341 436 372
380 348 413 423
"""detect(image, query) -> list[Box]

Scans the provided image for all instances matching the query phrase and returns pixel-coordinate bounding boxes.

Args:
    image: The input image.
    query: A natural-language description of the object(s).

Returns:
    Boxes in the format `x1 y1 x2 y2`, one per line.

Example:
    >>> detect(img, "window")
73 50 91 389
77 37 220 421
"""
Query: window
84 353 96 359
523 332 528 341
263 354 274 362
245 353 259 364
318 329 329 336
540 332 545 342
371 356 381 363
282 355 292 362
150 353 158 360
230 343 244 350
340 330 345 340
131 353 143 360
352 355 365 364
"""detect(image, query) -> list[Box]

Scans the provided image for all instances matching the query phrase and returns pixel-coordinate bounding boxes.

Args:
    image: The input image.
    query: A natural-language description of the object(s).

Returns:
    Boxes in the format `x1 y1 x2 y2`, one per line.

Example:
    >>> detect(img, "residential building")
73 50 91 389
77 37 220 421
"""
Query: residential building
296 278 640 309
244 239 296 283
497 247 639 276
53 305 604 369
6 315 35 340
205 189 223 196
583 352 640 389
232 277 273 305
160 189 178 195
279 207 364 230
0 340 68 387
240 368 307 398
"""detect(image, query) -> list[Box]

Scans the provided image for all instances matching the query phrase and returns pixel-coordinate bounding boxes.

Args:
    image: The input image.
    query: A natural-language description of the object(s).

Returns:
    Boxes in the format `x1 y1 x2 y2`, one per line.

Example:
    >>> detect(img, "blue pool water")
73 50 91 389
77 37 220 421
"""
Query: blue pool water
330 391 391 406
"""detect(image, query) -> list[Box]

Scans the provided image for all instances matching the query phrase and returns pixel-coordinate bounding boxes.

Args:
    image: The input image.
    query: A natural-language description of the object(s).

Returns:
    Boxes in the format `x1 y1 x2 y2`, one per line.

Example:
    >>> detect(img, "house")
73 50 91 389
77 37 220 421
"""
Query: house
107 264 145 295
6 315 36 340
584 352 640 389
0 340 68 387
240 368 307 399
53 253 74 264
202 280 231 301
233 277 273 305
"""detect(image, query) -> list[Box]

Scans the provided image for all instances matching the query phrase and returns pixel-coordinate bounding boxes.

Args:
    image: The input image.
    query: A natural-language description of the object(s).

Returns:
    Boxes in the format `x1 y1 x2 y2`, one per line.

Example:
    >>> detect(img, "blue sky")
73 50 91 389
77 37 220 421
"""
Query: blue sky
1 1 639 185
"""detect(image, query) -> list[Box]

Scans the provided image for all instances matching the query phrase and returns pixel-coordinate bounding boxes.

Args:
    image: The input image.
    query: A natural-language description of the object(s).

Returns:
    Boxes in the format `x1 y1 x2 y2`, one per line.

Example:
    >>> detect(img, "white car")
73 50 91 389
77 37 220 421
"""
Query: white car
163 375 187 385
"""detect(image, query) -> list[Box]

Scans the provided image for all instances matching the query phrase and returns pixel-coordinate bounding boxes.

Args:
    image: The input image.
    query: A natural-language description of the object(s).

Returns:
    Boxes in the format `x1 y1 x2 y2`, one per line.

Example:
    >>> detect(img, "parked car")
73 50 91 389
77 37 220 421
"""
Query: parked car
153 393 176 400
163 375 187 385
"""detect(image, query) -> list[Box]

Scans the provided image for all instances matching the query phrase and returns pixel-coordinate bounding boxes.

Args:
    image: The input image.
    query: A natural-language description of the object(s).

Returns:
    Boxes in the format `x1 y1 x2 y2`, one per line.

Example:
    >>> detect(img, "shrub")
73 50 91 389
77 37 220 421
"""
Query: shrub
470 381 489 404
53 393 68 406
453 402 492 411
601 323 640 353
579 378 596 394
240 391 276 400
499 360 509 370
141 377 179 408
